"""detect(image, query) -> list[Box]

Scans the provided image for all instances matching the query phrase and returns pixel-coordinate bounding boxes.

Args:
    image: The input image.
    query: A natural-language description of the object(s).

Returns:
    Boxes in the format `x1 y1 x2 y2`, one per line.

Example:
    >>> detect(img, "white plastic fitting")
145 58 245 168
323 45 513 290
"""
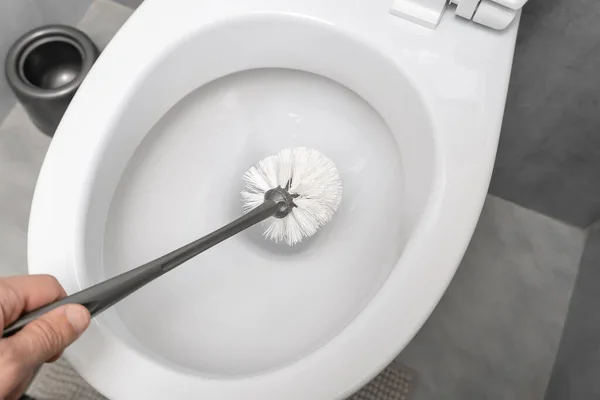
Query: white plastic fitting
472 0 518 30
454 0 479 19
390 0 526 31
390 0 448 29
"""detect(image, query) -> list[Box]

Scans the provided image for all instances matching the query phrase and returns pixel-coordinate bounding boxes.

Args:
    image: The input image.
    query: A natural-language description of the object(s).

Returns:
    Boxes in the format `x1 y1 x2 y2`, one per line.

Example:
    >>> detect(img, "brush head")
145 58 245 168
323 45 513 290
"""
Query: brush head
241 147 342 246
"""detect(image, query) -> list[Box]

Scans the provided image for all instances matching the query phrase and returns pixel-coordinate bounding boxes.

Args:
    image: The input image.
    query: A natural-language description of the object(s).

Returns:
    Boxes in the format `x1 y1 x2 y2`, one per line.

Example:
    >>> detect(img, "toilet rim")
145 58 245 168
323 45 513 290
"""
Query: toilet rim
27 0 511 398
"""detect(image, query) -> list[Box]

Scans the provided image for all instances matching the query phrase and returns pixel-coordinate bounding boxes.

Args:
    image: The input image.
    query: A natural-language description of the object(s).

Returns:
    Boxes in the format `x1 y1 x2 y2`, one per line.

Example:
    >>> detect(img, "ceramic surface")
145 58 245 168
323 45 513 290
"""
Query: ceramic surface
103 68 408 375
28 0 520 398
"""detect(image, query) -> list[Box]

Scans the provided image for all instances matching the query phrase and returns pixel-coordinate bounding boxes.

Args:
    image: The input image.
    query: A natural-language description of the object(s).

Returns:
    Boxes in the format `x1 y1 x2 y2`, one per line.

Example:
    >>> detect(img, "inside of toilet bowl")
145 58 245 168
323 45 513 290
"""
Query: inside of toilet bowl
80 14 436 377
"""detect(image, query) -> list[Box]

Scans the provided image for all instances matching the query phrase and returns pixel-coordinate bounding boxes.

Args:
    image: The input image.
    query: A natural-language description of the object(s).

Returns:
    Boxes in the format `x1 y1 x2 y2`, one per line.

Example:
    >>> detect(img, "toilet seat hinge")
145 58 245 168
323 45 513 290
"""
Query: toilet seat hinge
390 0 526 31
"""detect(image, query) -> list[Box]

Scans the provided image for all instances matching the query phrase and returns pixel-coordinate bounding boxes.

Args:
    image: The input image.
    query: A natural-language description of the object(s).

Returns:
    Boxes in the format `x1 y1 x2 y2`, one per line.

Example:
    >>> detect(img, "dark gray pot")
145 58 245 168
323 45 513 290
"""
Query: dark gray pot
5 25 99 137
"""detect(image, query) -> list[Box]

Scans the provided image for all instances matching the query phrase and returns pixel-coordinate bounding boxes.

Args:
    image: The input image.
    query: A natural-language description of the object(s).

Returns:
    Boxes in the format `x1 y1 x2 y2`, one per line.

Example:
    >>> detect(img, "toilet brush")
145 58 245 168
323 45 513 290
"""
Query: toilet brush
2 147 342 338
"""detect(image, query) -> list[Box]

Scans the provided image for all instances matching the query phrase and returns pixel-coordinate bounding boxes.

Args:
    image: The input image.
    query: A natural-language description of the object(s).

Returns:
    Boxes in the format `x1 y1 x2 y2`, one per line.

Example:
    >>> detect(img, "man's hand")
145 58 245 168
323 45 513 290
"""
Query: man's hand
0 275 90 400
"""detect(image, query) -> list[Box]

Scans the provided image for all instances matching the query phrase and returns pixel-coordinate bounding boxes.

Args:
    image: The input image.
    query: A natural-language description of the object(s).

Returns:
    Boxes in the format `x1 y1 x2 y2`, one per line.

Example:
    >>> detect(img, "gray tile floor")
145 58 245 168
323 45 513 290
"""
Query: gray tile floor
0 106 50 277
545 224 600 400
0 0 131 279
395 197 585 399
0 1 592 399
77 0 132 49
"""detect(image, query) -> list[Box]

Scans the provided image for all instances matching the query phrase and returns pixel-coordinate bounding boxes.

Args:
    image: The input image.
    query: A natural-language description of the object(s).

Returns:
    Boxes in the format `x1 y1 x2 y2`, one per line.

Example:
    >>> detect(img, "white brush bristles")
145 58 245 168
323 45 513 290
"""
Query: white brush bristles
241 147 342 246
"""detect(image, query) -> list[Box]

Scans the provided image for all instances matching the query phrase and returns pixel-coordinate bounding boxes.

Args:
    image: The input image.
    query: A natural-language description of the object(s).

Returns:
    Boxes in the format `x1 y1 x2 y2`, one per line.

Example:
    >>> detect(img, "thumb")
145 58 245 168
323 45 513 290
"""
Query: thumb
4 304 90 367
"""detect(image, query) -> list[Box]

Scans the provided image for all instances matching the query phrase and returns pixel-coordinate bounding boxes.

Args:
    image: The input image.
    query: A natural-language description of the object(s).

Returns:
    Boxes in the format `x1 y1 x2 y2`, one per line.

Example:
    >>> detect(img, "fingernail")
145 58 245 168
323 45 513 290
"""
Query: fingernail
64 305 90 335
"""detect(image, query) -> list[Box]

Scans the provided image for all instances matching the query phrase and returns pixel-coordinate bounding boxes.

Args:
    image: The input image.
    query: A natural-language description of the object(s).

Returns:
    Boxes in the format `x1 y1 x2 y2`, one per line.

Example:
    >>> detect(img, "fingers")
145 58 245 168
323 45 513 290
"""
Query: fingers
46 351 63 363
0 275 66 328
0 275 87 398
0 304 90 394
6 370 33 400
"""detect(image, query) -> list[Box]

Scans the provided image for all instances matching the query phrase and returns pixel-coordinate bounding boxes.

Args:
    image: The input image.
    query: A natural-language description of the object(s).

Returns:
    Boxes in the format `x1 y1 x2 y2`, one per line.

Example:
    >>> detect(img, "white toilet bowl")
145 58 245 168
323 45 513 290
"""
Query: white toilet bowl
28 0 521 398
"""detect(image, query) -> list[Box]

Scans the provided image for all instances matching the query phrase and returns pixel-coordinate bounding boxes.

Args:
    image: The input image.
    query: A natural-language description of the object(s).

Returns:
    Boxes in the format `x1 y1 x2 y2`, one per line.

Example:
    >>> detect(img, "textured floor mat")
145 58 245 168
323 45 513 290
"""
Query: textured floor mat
27 359 416 400
26 358 106 400
350 364 417 400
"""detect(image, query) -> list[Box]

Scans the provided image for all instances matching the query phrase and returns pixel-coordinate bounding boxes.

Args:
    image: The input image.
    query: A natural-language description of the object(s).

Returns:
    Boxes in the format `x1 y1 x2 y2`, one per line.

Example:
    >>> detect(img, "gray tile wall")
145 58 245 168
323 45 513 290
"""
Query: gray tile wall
490 0 600 228
0 0 92 123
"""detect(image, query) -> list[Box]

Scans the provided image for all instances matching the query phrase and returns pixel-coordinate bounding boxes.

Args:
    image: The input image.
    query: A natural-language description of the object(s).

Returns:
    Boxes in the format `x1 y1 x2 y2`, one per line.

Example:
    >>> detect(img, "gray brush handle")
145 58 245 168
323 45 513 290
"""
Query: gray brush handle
2 200 279 338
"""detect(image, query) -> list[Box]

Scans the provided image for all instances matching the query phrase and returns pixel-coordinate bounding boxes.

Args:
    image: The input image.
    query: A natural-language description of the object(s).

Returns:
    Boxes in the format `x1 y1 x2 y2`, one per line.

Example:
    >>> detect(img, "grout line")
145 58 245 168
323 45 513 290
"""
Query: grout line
0 99 17 127
584 218 600 233
94 0 135 13
486 193 588 233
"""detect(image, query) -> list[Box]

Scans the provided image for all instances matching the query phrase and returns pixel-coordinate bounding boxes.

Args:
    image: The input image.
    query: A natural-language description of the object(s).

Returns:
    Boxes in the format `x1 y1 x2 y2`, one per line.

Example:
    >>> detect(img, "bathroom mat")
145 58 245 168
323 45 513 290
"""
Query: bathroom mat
26 358 416 400
350 364 417 400
25 358 106 400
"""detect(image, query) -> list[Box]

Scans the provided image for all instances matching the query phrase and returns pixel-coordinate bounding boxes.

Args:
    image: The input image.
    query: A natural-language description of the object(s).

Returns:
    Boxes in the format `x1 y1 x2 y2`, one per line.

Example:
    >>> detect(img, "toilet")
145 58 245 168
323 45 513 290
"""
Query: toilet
28 0 526 398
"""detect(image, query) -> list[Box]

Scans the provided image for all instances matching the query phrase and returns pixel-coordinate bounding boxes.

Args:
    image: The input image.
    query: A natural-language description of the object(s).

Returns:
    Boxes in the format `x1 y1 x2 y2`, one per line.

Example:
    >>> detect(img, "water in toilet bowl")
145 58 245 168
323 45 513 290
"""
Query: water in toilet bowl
100 68 406 375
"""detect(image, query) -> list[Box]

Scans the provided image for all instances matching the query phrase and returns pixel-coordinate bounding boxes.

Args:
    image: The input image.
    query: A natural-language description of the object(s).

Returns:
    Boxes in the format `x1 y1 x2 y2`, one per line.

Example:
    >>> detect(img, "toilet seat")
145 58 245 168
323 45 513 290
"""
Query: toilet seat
28 0 519 398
